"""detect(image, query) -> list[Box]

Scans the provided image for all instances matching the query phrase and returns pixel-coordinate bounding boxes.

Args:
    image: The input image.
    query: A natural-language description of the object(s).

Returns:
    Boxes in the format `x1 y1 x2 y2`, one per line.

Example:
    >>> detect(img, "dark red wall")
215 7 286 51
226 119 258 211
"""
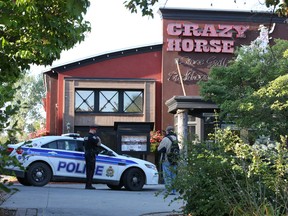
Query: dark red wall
51 50 162 134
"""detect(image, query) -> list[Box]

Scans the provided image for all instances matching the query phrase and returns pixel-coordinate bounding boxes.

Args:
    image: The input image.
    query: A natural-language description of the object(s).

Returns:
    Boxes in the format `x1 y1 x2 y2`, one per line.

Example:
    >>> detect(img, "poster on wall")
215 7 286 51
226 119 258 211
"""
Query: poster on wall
121 135 147 152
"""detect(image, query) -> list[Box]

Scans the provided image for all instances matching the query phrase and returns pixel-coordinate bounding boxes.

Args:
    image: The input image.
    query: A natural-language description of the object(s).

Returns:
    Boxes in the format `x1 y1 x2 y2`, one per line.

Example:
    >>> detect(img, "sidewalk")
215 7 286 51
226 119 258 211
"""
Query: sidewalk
0 182 184 216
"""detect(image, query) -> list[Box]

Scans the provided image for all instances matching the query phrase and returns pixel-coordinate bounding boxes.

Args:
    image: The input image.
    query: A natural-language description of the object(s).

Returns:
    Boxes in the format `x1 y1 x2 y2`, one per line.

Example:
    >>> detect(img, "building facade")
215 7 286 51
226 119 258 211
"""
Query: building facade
43 8 288 156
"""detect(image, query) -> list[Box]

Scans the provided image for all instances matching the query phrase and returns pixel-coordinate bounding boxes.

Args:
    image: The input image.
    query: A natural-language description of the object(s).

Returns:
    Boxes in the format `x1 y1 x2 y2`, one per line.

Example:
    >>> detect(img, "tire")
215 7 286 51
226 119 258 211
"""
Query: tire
16 176 32 186
123 168 145 191
26 162 52 186
107 184 123 190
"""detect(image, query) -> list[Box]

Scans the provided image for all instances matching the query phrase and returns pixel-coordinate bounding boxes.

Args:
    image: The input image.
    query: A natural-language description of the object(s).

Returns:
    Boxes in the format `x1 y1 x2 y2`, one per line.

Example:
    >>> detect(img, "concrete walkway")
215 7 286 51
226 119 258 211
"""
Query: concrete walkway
0 183 184 216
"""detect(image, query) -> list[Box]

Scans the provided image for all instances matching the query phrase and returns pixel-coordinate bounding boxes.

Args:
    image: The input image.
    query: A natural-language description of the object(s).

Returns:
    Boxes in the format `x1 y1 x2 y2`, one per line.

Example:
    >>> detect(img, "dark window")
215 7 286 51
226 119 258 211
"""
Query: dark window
42 140 79 151
203 115 216 141
75 126 116 151
42 141 57 149
98 146 115 156
75 89 143 113
76 141 84 152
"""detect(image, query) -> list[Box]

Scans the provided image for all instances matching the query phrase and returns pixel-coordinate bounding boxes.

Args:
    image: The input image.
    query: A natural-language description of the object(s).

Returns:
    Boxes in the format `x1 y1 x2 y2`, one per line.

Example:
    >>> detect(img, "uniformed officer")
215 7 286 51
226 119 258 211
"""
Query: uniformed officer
84 126 101 190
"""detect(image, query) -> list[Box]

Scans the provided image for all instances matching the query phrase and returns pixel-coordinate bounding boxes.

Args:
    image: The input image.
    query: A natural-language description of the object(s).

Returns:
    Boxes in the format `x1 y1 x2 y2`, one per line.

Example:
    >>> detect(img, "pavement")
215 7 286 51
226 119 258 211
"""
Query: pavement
0 182 184 216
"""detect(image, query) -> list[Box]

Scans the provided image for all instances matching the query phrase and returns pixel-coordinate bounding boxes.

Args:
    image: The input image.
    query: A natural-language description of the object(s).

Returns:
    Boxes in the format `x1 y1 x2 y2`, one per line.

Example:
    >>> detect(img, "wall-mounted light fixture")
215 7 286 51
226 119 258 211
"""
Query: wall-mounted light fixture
66 122 71 133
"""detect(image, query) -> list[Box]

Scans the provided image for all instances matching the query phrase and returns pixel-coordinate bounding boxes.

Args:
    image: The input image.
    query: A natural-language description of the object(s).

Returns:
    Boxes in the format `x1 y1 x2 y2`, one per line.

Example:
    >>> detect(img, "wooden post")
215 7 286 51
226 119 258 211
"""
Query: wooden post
175 59 187 96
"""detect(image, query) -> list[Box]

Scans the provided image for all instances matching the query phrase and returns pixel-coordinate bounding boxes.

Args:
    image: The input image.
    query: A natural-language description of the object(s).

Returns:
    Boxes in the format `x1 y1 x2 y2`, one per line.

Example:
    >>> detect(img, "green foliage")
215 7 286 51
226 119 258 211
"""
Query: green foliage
0 0 91 137
200 39 288 141
124 0 158 17
0 0 90 194
266 0 288 16
124 0 288 17
10 73 46 137
172 129 288 216
0 0 91 74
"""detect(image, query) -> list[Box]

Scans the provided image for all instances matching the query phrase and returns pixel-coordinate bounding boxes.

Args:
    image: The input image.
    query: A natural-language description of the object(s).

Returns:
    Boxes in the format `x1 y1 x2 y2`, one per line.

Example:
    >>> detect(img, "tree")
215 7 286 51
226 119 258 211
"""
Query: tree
124 0 288 17
0 0 91 192
9 73 46 140
1 0 90 78
266 0 288 16
0 0 90 135
199 39 288 141
124 0 158 17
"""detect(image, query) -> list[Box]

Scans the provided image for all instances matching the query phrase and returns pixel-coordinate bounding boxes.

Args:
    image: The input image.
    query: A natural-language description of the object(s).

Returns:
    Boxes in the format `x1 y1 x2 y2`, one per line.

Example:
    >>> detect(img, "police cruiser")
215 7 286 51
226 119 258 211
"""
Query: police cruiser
4 134 159 191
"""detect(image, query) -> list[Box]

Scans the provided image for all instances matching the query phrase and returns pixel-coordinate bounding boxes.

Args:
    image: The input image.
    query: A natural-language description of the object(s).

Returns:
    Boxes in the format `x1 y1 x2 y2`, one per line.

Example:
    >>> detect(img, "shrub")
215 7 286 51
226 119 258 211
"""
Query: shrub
171 129 288 216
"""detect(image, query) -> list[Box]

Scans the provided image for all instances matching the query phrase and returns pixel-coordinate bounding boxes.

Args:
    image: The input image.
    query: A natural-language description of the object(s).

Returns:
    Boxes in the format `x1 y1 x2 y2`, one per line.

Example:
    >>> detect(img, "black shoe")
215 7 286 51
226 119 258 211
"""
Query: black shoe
85 186 96 190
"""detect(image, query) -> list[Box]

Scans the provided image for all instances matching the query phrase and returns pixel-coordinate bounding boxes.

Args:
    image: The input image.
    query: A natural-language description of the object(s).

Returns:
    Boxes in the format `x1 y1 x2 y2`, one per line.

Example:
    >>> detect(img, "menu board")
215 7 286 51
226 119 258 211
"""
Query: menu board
121 135 147 152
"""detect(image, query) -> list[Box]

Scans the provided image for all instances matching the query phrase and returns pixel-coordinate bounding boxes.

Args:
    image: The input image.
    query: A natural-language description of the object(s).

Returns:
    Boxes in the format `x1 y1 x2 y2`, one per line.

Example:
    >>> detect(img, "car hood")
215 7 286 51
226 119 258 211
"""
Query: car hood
116 154 154 165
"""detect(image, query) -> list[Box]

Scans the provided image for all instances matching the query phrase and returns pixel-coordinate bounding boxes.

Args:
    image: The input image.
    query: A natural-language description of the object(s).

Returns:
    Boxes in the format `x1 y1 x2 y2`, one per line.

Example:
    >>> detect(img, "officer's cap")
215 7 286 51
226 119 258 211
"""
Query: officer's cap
89 126 98 130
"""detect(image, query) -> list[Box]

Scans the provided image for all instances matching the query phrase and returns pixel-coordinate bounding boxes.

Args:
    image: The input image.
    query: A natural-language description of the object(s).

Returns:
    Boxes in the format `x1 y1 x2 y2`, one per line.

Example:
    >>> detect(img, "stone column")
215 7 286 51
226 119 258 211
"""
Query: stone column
176 109 188 154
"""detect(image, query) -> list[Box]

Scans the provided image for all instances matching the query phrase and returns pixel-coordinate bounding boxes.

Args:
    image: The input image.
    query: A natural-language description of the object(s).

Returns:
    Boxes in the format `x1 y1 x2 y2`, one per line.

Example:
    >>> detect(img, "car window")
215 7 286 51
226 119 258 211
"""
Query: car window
98 146 114 156
67 140 77 151
58 140 77 151
57 140 66 150
76 141 84 152
42 140 79 151
42 141 57 149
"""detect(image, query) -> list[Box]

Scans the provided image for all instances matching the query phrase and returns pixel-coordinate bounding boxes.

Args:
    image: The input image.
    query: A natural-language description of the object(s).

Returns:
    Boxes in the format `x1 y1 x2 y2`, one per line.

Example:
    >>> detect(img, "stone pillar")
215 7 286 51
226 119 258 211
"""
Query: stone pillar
176 109 188 154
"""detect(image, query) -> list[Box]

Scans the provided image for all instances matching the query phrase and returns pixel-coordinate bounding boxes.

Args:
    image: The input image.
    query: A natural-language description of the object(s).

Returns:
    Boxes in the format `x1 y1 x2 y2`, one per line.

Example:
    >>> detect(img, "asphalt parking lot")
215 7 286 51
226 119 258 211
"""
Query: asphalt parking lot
0 182 184 216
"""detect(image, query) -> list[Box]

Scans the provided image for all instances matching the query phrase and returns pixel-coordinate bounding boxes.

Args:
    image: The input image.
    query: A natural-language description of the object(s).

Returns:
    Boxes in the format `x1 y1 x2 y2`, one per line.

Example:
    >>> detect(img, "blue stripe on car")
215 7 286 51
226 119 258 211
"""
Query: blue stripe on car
22 147 137 165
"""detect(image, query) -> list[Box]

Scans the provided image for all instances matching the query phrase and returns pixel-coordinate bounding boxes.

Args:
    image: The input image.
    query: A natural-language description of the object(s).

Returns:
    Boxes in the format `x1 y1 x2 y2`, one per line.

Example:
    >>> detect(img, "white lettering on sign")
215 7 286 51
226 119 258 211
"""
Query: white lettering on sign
167 56 229 84
166 23 249 53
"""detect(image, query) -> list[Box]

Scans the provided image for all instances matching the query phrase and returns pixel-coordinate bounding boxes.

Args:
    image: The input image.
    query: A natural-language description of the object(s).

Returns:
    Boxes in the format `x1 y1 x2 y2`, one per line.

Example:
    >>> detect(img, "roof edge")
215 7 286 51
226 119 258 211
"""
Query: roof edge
159 8 287 23
46 44 162 74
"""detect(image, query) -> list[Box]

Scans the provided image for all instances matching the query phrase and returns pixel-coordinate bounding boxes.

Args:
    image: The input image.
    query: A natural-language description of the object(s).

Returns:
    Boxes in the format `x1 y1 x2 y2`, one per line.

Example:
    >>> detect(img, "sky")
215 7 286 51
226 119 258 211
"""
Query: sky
31 0 269 74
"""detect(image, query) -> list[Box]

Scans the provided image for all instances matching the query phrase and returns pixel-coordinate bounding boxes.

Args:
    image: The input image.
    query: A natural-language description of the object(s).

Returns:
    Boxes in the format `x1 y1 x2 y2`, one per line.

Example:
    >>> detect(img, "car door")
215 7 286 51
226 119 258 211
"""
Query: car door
93 146 120 181
42 139 86 178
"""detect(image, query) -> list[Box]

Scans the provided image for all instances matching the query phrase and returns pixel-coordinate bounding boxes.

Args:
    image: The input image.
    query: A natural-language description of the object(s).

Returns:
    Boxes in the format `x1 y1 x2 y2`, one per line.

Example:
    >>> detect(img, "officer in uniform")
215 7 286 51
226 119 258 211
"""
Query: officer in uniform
84 126 101 189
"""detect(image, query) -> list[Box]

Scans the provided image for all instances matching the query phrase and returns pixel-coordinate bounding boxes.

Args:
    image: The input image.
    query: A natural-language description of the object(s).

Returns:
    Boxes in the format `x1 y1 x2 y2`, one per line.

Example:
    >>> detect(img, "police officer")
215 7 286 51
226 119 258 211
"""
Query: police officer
84 126 101 189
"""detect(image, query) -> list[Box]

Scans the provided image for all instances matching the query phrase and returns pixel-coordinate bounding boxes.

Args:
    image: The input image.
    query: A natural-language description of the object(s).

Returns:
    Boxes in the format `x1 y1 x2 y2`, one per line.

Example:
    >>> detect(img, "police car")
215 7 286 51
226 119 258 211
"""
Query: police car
4 134 159 191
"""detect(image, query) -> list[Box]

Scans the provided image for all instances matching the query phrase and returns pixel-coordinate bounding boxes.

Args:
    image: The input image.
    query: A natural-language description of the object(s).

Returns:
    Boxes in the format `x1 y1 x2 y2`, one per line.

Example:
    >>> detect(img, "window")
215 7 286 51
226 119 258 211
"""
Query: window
75 90 94 112
75 89 143 113
123 91 143 113
99 90 119 112
42 140 82 152
42 141 57 149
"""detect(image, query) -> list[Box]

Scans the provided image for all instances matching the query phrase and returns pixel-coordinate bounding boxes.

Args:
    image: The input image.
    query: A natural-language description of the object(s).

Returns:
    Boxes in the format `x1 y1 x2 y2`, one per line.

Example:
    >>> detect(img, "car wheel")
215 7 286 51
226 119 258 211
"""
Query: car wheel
16 176 32 186
27 162 52 187
123 168 145 191
107 184 123 190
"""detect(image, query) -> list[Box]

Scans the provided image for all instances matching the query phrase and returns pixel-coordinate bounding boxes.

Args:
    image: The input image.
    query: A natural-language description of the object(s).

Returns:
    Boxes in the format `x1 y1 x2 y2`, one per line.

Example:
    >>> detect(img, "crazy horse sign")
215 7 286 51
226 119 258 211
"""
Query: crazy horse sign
166 23 249 53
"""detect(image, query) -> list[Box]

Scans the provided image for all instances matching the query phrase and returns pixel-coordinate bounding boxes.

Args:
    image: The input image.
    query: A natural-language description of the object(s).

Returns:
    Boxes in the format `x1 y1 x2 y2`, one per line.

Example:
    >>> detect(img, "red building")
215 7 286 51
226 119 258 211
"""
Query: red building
43 8 288 155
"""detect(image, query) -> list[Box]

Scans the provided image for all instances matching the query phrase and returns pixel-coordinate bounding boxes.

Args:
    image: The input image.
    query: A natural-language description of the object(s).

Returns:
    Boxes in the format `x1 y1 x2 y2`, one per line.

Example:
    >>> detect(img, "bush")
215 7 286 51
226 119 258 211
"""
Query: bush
172 129 288 216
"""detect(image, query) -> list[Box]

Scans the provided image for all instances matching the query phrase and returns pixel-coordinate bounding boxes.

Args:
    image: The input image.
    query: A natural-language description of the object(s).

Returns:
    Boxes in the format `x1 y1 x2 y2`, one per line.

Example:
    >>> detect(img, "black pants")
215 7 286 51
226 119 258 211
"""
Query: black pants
85 153 96 187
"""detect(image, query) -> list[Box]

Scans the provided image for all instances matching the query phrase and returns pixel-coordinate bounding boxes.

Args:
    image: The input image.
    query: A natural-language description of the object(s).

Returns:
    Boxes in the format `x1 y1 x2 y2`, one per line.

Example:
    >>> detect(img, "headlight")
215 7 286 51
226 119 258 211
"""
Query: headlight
145 163 157 170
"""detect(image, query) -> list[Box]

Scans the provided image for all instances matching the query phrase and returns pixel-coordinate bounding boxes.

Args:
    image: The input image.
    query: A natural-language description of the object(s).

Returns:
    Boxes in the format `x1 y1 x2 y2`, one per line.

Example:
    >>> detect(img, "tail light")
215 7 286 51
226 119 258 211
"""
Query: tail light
7 147 14 154
16 148 24 154
6 147 23 154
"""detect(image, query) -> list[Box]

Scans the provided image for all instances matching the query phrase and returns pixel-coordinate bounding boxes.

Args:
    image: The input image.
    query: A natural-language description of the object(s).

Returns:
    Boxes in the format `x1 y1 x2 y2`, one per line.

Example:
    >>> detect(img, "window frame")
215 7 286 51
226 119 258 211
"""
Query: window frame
75 89 144 114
